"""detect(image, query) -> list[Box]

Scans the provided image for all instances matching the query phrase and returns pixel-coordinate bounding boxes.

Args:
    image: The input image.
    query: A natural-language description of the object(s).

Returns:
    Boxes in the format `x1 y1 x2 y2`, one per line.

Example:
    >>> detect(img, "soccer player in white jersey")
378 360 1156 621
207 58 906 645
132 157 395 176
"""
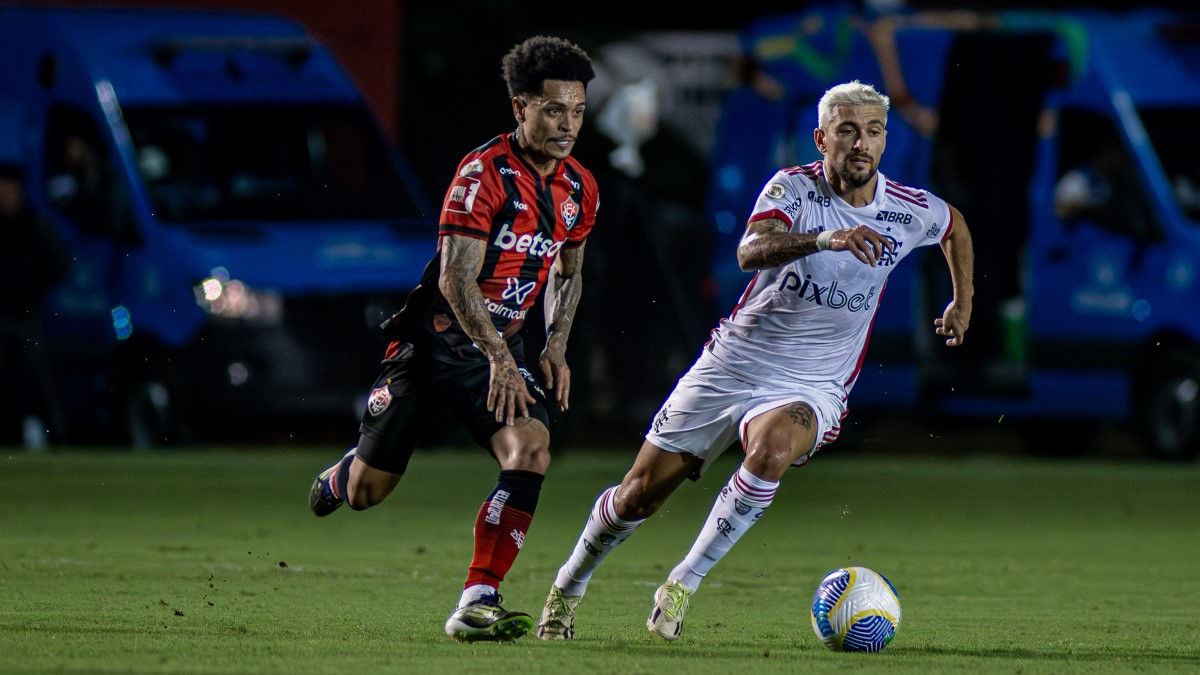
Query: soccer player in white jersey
536 80 974 641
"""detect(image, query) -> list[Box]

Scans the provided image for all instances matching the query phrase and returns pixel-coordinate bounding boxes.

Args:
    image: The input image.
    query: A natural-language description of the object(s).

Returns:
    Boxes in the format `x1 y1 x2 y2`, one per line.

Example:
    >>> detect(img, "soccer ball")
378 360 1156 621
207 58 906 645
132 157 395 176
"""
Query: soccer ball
810 566 902 652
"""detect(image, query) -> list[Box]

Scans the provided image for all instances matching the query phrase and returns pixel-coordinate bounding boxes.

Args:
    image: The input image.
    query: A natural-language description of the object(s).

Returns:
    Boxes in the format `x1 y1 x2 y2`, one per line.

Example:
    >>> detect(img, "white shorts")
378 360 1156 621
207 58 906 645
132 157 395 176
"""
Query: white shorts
645 351 846 478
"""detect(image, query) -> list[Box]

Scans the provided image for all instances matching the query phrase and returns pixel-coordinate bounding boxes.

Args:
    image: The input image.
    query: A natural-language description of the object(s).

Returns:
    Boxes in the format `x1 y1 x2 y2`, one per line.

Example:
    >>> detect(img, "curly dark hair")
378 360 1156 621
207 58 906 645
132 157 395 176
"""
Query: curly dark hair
501 35 595 99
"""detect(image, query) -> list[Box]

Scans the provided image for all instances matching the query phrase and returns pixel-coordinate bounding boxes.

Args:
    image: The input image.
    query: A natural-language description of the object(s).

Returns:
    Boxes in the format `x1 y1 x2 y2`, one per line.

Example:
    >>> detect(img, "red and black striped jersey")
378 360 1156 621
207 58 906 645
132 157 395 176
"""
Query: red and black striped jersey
409 132 598 339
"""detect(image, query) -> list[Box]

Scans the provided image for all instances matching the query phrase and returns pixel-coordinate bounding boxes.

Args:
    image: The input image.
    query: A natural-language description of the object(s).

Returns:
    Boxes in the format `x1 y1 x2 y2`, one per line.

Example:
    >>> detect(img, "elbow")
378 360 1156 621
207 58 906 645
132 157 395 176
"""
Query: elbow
736 247 754 272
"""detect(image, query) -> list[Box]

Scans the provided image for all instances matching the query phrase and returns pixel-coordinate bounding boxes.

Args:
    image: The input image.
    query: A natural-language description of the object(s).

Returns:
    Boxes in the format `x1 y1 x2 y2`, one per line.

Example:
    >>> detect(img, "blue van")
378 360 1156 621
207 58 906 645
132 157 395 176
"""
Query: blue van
706 6 1200 460
0 6 435 447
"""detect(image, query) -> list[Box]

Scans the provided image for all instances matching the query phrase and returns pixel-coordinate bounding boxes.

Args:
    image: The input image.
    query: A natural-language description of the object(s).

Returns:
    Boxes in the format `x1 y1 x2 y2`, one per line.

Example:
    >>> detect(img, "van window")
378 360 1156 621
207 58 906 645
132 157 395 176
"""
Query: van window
1053 108 1155 238
123 105 422 224
43 104 130 238
1139 107 1200 222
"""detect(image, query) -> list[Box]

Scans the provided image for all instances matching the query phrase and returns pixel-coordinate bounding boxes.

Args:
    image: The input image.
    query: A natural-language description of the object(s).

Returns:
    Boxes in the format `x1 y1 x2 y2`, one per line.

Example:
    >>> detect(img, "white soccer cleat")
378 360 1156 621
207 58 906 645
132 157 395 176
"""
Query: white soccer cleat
646 579 692 641
536 585 582 640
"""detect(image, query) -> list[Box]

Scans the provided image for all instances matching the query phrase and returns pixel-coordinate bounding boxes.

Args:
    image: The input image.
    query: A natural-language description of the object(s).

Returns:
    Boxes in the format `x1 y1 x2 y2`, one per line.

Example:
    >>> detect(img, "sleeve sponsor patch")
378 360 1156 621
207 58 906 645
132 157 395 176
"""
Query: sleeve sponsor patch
445 176 481 214
459 159 484 177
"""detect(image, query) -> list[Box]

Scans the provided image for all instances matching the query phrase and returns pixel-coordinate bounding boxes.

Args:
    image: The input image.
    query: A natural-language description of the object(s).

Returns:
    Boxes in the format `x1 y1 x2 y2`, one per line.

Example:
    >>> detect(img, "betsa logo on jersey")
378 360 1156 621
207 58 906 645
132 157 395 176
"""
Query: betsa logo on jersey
494 222 564 259
446 176 481 214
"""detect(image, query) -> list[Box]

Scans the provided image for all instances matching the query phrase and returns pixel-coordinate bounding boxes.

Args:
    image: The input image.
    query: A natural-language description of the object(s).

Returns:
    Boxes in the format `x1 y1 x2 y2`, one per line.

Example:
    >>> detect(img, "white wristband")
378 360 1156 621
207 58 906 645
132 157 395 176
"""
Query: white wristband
816 230 834 251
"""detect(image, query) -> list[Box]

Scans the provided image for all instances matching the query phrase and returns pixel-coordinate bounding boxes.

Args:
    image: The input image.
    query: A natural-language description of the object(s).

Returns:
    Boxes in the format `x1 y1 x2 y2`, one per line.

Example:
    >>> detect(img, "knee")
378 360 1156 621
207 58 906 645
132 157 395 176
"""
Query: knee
509 445 550 474
493 424 551 473
346 486 383 511
346 473 398 510
744 431 807 482
612 476 659 521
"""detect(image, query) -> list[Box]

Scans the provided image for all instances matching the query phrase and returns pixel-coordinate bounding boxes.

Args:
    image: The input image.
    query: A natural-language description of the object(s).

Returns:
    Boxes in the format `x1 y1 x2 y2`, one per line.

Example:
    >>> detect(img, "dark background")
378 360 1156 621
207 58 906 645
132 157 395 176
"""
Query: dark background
11 0 1192 457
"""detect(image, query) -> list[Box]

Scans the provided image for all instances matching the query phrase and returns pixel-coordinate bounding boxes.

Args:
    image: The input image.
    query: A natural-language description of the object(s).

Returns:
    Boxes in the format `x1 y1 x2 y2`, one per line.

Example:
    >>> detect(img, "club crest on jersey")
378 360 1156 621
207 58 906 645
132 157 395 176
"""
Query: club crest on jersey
367 385 393 416
560 200 579 229
446 176 481 214
766 183 787 199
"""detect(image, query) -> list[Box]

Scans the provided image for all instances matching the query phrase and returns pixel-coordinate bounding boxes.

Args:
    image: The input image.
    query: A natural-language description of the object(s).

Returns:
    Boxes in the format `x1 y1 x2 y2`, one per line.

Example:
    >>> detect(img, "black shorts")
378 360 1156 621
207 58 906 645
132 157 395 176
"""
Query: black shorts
354 329 550 475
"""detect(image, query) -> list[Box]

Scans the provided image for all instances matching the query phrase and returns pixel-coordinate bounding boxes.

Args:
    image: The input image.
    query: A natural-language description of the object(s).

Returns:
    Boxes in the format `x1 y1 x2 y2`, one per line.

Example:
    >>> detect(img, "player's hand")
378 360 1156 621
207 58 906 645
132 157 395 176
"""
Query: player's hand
488 356 535 425
829 225 893 266
934 299 972 347
539 342 571 412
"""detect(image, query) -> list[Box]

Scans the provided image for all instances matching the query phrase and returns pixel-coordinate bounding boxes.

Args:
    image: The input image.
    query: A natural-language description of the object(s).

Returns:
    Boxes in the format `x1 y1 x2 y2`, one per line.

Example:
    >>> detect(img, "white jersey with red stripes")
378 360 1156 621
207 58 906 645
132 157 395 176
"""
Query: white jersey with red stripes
705 160 954 402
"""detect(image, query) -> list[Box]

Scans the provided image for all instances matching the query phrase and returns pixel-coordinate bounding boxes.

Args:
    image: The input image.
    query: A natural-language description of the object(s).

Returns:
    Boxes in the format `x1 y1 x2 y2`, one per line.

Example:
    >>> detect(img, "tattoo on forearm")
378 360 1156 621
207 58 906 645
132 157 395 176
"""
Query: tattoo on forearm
548 273 580 333
738 219 818 268
546 246 584 344
442 238 507 360
743 236 821 268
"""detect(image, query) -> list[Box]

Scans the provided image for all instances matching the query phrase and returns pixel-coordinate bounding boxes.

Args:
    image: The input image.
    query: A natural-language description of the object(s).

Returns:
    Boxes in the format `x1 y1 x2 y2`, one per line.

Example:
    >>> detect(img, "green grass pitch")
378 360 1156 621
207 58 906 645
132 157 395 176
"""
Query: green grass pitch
2 443 1198 673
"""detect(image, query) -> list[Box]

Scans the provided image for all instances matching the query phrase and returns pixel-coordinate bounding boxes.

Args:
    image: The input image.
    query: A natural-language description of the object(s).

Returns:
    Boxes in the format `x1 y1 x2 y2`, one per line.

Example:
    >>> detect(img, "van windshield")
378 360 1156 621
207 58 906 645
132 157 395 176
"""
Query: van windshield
1139 107 1200 221
123 105 423 223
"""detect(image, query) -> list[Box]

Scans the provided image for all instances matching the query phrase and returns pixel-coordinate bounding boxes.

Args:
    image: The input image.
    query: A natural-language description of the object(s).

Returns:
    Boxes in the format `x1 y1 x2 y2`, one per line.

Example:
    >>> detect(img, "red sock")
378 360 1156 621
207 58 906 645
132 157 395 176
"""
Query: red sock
465 502 532 588
464 470 542 588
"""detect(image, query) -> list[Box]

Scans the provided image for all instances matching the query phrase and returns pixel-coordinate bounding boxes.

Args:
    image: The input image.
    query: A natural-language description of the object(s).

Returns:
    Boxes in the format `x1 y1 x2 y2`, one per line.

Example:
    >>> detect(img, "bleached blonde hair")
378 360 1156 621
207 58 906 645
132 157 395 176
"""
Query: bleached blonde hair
817 80 890 129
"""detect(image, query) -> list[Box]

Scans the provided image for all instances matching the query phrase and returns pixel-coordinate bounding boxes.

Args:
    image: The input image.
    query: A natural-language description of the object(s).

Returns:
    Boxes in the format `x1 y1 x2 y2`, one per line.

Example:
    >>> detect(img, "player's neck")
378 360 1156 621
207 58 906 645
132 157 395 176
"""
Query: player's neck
514 128 559 178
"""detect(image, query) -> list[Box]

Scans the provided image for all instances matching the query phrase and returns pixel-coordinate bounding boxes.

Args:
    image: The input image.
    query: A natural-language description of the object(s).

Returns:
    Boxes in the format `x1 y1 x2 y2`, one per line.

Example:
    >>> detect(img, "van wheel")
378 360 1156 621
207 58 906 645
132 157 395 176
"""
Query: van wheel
1141 365 1200 462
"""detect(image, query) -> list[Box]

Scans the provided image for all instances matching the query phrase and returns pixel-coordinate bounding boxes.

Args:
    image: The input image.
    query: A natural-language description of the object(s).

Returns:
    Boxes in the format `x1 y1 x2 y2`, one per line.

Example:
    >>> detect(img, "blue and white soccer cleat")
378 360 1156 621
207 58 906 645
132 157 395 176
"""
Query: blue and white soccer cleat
444 594 535 642
308 448 355 517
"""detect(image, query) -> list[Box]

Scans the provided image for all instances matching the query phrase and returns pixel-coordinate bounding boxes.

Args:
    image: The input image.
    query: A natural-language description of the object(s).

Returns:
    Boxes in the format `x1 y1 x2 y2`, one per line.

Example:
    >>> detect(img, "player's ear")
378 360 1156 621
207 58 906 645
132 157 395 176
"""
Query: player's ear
513 97 526 124
813 127 826 154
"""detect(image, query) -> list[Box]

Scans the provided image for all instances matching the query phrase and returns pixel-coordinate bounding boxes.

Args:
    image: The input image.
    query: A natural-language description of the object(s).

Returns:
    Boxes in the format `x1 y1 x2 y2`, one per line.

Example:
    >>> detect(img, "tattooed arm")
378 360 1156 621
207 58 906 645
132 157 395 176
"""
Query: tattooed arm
736 217 895 271
540 243 585 412
439 233 534 425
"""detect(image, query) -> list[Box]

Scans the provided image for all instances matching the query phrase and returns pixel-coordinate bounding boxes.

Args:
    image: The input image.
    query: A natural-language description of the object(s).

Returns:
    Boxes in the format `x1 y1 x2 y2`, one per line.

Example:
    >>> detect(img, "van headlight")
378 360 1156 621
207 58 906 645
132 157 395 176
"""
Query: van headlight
194 267 283 324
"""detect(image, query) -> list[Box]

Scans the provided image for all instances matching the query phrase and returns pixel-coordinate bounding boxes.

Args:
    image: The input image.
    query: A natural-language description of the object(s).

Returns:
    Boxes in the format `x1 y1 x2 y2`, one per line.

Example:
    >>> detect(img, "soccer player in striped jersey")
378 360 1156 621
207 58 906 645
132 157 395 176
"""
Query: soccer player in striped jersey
537 80 974 641
308 36 599 643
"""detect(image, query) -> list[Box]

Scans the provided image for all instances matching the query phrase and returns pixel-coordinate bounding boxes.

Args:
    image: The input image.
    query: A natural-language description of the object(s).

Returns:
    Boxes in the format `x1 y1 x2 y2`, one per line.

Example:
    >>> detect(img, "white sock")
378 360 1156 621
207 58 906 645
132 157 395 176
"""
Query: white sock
457 583 496 609
669 464 778 590
554 486 644 597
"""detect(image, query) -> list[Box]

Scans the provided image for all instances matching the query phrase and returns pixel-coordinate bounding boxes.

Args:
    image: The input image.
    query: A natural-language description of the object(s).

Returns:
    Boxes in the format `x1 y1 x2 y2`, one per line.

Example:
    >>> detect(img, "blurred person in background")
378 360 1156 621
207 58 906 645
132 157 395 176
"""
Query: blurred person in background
537 80 973 642
566 76 712 436
307 35 599 643
0 161 70 449
1054 138 1151 237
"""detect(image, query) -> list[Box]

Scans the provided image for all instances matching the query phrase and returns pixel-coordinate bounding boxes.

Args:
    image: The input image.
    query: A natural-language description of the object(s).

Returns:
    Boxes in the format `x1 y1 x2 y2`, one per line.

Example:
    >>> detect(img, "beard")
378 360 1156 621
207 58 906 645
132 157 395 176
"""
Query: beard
835 156 876 188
